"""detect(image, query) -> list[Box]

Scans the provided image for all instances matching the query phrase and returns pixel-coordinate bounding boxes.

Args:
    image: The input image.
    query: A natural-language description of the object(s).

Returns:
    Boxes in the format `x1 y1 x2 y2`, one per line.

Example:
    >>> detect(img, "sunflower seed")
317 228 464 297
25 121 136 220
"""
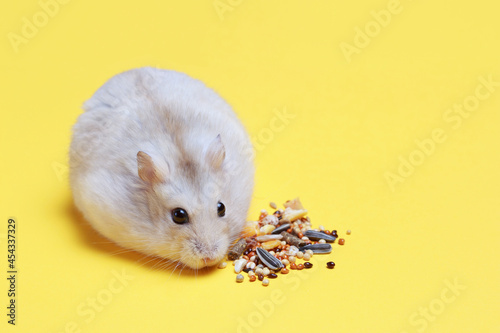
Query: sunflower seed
271 224 291 234
256 247 283 270
298 243 332 254
304 230 336 242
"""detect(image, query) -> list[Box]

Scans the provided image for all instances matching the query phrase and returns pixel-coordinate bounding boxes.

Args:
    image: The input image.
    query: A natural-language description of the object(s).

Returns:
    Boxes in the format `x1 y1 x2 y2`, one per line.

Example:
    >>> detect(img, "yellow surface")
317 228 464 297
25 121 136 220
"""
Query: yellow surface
1 0 499 332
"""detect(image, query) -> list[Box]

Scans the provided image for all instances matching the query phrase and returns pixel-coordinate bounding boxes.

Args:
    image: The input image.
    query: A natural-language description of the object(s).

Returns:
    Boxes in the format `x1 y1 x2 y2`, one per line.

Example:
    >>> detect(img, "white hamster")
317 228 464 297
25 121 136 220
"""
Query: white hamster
69 67 254 269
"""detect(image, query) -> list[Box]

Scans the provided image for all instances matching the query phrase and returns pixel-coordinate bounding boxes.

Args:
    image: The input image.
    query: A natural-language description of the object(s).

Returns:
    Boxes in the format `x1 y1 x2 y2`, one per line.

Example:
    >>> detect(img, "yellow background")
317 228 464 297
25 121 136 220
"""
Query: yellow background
1 0 499 332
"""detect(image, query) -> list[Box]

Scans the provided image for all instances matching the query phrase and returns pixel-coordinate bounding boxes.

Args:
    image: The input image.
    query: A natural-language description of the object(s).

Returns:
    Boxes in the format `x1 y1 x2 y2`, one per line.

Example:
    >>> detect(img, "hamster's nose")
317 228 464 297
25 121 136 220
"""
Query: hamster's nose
195 241 219 255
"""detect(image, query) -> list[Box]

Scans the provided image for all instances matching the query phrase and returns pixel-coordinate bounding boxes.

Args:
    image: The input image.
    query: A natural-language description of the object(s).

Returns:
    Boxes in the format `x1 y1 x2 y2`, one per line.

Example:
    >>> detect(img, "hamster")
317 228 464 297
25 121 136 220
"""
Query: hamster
69 67 254 269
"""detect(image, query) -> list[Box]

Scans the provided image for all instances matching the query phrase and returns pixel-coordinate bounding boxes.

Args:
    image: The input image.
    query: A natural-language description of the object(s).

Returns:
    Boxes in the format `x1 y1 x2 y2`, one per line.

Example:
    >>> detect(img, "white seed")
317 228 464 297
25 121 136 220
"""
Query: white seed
256 264 264 269
303 253 311 261
318 239 326 244
256 234 283 242
282 259 290 266
301 236 309 241
234 259 248 273
347 229 351 235
293 227 301 234
270 202 277 209
217 261 227 269
262 278 269 286
306 249 314 256
281 241 287 246
246 262 256 269
269 251 275 256
288 256 296 263
255 268 263 275
319 225 325 231
250 255 256 262
288 246 299 256
296 252 304 259
262 267 270 276
236 274 244 283
260 209 267 214
248 270 255 276
262 214 279 226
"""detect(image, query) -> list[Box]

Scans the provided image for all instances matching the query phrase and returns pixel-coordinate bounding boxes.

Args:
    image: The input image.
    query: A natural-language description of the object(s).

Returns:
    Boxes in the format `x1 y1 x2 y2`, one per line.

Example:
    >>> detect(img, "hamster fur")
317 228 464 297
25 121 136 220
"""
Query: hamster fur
69 67 254 269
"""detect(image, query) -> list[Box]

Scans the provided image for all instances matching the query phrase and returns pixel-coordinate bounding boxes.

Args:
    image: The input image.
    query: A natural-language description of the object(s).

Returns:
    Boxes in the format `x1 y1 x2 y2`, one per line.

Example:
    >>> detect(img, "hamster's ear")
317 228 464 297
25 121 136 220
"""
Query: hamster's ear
205 134 226 170
137 151 165 183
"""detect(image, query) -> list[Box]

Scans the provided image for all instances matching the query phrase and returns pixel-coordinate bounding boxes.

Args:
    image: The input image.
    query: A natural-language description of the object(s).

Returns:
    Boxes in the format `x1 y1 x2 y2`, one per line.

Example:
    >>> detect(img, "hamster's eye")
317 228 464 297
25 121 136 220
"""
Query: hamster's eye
171 208 189 224
217 202 225 217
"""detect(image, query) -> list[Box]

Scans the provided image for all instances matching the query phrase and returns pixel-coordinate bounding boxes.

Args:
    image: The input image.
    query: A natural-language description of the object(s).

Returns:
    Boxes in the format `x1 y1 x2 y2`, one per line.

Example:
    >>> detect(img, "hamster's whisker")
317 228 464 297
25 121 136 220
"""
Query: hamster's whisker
136 255 164 269
149 258 174 271
178 263 187 277
167 261 182 278
166 261 182 274
155 260 172 271
106 248 141 257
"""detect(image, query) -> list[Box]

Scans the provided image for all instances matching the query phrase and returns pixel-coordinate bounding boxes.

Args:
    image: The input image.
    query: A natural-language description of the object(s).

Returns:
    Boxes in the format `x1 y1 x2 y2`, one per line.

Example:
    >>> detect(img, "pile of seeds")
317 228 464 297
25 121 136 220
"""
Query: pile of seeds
219 198 349 286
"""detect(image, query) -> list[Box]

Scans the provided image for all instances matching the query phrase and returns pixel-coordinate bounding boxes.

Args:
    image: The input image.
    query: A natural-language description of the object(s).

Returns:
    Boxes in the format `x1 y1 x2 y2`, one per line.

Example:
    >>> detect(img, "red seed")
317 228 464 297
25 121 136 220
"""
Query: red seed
327 261 335 269
304 262 313 269
338 238 345 245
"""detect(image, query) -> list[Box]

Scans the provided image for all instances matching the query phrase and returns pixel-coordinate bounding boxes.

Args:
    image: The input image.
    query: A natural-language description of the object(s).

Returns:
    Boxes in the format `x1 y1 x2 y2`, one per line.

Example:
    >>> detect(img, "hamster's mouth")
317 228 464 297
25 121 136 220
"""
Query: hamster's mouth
181 255 224 269
202 258 219 266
